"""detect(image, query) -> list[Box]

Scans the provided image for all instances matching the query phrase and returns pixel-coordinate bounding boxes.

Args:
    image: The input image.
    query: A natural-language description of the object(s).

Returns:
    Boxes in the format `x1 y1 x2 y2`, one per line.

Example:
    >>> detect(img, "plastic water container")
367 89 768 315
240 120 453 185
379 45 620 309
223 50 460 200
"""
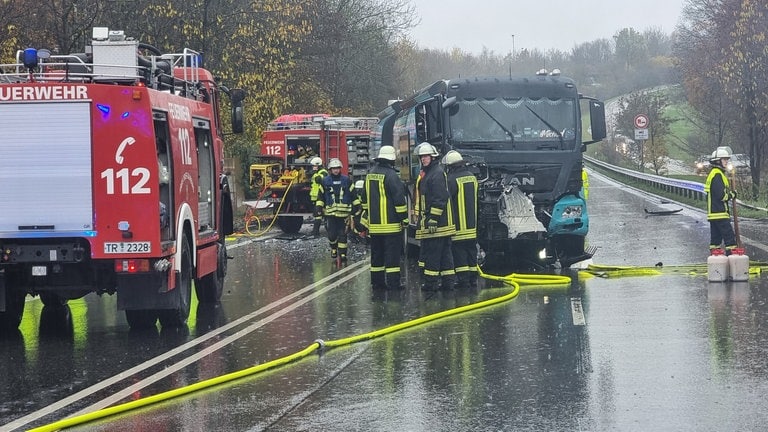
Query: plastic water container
728 248 749 281
707 249 729 282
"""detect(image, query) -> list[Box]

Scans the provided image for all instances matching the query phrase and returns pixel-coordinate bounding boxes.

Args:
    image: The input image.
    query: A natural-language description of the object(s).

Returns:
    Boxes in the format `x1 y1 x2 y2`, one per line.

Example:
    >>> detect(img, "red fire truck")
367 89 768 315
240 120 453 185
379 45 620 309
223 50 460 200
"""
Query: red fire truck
0 27 244 330
250 114 376 233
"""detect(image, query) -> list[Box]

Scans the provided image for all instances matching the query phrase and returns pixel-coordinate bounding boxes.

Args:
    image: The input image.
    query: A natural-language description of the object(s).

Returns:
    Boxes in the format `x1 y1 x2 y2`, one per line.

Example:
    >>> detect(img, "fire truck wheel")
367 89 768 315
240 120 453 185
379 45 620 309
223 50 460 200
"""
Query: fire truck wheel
195 240 226 303
277 216 303 234
0 288 25 330
159 235 193 327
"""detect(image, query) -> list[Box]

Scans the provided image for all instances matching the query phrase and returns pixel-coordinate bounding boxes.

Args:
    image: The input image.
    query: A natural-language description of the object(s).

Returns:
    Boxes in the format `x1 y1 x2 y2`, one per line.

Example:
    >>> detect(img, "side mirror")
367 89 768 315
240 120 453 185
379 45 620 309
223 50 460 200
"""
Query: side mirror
581 97 606 144
230 89 246 134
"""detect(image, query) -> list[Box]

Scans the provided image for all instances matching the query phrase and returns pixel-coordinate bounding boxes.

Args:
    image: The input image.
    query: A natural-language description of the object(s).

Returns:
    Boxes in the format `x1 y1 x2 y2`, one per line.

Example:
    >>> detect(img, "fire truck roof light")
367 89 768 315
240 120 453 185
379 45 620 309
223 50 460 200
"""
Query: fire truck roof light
23 48 38 69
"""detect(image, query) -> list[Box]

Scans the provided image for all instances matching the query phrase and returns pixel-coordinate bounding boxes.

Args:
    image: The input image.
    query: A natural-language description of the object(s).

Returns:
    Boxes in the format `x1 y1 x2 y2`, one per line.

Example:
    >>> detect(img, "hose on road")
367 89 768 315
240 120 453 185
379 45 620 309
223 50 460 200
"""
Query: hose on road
29 269 570 432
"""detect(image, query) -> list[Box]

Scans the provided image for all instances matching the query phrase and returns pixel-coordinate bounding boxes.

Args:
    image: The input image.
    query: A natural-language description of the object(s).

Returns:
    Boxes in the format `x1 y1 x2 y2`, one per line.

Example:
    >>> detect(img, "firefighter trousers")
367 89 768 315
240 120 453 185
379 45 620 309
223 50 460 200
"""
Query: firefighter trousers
326 216 348 258
709 219 736 252
419 236 455 290
370 232 403 289
452 239 478 288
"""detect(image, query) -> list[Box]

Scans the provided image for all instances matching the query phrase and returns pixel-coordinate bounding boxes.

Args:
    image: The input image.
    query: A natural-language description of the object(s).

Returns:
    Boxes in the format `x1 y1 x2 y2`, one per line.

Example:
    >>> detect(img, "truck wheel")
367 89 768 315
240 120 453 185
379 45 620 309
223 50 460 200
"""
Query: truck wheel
125 309 158 329
159 235 192 327
0 289 25 330
195 241 226 303
277 215 303 234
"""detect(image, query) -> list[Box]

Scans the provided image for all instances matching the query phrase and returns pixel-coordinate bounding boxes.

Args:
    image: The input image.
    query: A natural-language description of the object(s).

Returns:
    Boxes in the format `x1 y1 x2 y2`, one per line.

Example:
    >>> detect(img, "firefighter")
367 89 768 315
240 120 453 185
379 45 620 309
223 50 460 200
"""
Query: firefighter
316 158 355 261
365 146 409 290
444 150 479 289
309 157 327 237
350 180 369 244
705 146 738 254
415 142 456 290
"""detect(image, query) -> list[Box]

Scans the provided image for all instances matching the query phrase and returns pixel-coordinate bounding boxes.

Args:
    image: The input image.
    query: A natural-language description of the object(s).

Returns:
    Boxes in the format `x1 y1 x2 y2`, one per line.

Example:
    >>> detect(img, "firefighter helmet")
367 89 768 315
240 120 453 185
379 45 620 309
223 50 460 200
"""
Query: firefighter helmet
416 142 439 157
310 157 323 167
709 146 732 163
376 145 397 161
328 158 343 169
443 150 464 166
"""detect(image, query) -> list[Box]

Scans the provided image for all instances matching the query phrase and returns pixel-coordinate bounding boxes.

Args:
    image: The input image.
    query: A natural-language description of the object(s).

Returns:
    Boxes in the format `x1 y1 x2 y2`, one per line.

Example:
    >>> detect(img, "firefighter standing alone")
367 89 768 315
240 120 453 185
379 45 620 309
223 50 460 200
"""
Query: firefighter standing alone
415 143 456 291
704 146 738 254
365 145 409 290
316 158 355 261
444 150 479 289
309 157 328 237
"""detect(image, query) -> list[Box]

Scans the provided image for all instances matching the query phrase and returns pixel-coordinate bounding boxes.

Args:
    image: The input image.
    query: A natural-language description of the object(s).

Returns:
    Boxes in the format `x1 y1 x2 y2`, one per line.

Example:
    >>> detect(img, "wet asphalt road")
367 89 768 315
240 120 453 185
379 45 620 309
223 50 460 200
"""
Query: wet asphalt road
3 169 768 431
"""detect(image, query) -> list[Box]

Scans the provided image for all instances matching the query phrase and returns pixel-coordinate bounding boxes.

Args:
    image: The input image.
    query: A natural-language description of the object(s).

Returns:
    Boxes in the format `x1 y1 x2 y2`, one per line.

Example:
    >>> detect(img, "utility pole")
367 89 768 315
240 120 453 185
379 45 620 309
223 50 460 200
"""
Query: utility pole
509 34 515 77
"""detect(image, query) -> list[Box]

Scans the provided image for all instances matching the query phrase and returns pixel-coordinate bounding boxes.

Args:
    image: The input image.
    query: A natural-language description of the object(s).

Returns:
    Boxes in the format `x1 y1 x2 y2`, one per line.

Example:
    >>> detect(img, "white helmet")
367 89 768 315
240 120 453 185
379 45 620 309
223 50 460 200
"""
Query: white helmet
354 180 364 189
416 142 439 157
328 158 343 169
310 157 323 167
710 146 733 162
443 150 464 166
376 146 397 161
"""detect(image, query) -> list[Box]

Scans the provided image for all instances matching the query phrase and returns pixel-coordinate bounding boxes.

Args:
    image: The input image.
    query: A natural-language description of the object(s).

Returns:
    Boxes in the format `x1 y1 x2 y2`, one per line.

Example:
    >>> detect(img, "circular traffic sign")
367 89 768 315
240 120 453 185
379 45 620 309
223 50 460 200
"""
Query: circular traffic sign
634 114 649 129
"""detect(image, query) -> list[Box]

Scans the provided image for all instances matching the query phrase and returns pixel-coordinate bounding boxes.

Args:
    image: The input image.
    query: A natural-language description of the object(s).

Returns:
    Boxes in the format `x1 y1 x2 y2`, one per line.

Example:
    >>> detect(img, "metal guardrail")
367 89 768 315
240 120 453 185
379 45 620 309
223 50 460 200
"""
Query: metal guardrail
584 155 767 212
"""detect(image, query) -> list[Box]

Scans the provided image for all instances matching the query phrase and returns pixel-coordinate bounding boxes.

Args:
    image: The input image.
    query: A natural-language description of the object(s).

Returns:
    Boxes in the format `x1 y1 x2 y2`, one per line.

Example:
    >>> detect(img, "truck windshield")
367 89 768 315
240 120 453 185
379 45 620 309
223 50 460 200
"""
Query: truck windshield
449 97 577 150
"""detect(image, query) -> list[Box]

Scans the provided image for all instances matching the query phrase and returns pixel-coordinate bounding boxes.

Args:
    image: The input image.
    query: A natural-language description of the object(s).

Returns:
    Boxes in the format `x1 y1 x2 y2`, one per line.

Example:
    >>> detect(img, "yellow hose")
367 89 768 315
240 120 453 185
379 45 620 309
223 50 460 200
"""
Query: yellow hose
28 269 569 432
245 180 295 237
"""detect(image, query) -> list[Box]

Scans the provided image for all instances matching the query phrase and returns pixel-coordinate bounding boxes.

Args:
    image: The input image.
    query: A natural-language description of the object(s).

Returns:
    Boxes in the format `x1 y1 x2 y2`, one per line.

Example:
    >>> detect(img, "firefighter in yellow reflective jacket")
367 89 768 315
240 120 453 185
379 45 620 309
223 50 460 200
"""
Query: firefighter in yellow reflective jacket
444 150 479 289
704 146 737 254
365 146 408 290
415 143 456 291
316 158 356 261
309 157 328 237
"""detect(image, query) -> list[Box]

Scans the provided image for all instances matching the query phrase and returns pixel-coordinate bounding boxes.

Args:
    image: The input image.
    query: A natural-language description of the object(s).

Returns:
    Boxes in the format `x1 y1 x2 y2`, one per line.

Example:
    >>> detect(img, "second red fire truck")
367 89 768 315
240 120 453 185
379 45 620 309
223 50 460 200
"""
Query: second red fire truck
250 114 376 233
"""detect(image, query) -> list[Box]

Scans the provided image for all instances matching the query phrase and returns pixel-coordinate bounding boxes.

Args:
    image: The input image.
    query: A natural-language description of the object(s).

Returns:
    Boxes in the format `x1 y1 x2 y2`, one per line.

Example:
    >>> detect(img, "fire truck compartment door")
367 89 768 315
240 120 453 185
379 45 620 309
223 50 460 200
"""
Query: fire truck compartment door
0 102 93 233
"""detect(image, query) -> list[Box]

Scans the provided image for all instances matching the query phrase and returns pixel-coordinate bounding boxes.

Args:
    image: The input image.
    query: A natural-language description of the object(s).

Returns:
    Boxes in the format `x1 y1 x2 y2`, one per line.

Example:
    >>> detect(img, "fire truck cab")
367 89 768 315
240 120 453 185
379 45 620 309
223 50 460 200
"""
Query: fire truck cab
252 114 376 233
0 27 244 330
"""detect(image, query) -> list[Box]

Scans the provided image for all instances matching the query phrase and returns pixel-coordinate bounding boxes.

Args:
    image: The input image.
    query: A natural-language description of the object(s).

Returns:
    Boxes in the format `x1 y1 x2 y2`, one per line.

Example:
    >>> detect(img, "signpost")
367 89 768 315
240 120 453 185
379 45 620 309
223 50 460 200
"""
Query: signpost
634 114 650 172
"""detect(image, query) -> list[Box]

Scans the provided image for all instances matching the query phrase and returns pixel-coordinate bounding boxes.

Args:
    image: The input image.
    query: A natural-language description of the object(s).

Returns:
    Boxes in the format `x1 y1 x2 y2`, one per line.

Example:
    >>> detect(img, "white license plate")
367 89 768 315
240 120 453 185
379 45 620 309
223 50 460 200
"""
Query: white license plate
32 266 47 276
103 242 152 254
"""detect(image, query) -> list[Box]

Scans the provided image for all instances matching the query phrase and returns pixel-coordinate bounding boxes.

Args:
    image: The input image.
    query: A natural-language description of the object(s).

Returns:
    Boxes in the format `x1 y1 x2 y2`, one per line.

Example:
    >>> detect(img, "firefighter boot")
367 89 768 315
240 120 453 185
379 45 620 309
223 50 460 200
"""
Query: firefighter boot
339 247 348 263
311 218 322 237
468 273 479 290
421 275 439 291
331 248 338 259
440 275 456 291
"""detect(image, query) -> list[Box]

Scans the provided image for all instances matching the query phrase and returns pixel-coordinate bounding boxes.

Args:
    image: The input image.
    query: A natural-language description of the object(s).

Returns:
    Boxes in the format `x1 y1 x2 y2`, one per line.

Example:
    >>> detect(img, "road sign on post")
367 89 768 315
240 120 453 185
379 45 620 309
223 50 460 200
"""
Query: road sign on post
634 114 649 129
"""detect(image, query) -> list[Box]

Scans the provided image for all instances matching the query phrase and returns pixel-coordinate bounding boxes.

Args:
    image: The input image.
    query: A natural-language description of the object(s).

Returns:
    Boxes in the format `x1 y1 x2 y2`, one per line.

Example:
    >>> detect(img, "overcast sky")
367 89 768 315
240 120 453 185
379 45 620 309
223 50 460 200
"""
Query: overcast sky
408 0 687 54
